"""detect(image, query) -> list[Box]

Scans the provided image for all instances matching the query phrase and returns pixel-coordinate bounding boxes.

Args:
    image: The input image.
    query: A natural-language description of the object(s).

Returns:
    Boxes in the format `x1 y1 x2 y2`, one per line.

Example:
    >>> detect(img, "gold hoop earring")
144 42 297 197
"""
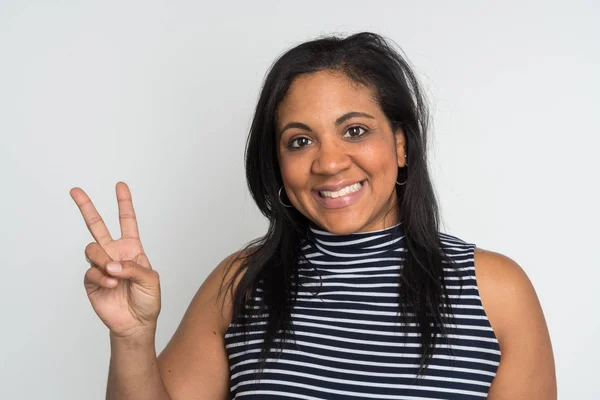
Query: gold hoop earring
396 163 408 186
278 186 293 208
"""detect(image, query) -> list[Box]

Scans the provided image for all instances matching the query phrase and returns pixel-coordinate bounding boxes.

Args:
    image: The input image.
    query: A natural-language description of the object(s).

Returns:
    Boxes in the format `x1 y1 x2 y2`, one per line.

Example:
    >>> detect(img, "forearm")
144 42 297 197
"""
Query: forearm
106 331 171 400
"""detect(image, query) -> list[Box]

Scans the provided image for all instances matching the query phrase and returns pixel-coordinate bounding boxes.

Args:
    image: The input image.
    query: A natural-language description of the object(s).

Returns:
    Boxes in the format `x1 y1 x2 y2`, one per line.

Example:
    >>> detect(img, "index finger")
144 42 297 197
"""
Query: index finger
70 187 113 246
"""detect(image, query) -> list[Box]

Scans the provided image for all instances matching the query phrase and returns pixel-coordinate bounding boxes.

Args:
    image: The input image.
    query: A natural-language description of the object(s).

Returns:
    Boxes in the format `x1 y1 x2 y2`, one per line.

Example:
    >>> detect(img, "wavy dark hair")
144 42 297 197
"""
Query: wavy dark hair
219 31 458 377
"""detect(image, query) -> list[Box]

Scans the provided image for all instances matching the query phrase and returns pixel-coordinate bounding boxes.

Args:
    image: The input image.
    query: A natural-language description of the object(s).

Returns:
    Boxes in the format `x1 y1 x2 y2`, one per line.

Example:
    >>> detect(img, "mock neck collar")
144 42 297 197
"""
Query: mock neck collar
306 222 405 256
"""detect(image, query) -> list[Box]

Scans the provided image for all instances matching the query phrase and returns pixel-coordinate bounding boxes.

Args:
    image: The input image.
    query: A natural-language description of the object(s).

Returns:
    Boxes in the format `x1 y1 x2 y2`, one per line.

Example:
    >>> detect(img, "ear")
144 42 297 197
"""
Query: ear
394 128 407 168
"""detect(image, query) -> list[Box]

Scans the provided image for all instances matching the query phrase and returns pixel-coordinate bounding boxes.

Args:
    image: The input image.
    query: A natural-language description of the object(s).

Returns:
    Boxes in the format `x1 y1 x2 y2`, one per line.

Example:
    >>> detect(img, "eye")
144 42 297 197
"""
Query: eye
288 136 312 149
343 126 368 139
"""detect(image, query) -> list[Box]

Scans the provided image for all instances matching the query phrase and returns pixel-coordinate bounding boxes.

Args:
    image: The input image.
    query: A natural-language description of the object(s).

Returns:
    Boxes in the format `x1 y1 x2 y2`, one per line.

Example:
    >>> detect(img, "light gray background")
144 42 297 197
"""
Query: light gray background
1 1 598 399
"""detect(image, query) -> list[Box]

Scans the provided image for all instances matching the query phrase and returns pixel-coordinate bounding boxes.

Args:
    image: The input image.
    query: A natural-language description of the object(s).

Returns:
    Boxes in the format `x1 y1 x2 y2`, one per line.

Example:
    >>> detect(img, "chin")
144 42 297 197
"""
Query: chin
314 215 367 235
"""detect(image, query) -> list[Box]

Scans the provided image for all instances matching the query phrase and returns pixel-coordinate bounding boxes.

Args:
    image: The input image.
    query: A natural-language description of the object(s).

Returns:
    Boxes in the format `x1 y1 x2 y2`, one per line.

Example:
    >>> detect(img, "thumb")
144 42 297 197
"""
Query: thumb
106 261 159 288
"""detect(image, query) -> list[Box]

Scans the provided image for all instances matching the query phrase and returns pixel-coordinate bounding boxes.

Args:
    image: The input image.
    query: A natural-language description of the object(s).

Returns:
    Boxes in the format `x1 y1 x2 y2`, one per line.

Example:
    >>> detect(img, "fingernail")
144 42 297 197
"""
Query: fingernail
107 262 122 273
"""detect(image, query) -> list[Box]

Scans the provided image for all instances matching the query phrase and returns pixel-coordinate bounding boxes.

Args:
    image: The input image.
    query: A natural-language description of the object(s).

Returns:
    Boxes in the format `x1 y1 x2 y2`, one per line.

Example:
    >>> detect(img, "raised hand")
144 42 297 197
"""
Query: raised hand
71 182 161 338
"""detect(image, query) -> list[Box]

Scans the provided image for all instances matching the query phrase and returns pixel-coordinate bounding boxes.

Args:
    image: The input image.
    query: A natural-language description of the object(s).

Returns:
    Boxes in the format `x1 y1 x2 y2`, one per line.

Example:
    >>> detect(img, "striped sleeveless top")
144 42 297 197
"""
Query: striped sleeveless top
225 222 501 399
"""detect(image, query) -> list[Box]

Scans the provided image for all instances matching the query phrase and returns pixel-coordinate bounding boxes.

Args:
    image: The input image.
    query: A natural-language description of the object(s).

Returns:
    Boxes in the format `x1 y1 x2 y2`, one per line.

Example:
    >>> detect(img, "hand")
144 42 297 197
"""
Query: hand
71 182 161 339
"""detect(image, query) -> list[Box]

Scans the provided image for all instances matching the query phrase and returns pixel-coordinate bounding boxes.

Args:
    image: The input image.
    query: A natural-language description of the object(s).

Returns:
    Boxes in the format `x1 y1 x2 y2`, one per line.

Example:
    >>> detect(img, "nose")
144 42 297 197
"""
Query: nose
311 138 352 176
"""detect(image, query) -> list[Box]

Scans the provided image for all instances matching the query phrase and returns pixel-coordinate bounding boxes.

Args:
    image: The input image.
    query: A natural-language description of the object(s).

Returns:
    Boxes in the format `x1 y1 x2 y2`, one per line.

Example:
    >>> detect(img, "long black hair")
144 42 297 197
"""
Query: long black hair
219 31 457 377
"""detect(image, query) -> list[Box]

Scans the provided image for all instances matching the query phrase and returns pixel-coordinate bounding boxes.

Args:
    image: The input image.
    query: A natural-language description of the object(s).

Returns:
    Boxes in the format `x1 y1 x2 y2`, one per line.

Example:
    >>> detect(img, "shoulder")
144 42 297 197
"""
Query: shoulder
209 248 251 291
472 248 535 342
437 234 550 345
204 248 254 333
473 248 557 399
167 247 253 345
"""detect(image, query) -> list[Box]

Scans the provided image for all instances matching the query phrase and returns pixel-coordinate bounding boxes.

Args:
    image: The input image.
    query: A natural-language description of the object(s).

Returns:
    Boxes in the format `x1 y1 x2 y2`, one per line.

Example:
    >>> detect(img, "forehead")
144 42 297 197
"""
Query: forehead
276 70 382 126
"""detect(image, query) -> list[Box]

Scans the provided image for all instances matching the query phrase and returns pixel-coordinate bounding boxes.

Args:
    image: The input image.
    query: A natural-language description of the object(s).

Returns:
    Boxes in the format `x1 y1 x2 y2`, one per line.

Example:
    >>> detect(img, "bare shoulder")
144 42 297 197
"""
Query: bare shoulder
473 248 557 400
195 248 252 333
473 248 532 338
156 248 251 399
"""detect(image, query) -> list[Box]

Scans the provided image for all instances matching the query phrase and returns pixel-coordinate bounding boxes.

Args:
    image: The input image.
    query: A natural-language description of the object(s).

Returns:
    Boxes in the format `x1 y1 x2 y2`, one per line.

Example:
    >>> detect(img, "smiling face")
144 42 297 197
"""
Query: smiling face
276 70 407 234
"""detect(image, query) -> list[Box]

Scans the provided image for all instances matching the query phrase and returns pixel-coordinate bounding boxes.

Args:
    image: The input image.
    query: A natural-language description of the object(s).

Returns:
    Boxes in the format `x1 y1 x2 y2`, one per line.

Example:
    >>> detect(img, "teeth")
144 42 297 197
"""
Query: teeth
319 182 363 198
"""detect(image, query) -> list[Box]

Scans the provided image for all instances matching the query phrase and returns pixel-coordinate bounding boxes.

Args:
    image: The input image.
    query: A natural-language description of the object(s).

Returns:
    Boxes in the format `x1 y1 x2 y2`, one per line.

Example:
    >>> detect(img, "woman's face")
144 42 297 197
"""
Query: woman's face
276 70 406 234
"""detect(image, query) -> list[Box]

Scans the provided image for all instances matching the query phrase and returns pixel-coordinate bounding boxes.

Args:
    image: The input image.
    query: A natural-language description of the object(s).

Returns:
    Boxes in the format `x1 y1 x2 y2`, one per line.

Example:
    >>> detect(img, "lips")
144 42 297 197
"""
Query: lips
312 179 367 209
318 181 363 198
314 179 366 193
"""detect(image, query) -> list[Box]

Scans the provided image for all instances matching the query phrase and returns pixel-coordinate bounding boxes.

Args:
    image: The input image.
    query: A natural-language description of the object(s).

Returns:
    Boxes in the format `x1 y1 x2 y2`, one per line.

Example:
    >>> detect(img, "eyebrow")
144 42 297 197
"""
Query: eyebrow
279 111 375 137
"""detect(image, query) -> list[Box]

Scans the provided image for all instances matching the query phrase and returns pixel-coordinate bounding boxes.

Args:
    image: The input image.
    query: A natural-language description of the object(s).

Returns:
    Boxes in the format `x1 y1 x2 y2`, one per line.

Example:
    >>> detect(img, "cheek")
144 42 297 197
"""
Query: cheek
360 141 398 179
279 156 309 189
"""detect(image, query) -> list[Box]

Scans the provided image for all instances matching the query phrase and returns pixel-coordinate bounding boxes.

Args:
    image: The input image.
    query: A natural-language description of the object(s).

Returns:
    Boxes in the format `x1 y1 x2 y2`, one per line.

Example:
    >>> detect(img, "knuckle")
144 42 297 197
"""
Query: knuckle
151 270 160 281
118 212 136 220
87 214 103 226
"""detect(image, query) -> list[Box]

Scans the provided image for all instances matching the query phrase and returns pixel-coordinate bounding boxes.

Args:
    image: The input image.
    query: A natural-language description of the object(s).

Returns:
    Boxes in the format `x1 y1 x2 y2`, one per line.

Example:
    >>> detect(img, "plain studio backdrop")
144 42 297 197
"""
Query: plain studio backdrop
1 1 598 398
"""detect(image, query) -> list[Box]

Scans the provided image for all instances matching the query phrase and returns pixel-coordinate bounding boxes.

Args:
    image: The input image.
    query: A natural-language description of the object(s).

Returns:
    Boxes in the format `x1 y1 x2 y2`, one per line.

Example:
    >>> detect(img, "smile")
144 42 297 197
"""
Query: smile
319 181 363 198
312 180 367 209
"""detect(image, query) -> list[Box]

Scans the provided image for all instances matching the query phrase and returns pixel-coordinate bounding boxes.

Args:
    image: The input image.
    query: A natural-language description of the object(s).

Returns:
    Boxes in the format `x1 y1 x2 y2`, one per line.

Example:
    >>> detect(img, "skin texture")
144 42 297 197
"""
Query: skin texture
73 70 556 399
276 70 406 235
475 249 557 399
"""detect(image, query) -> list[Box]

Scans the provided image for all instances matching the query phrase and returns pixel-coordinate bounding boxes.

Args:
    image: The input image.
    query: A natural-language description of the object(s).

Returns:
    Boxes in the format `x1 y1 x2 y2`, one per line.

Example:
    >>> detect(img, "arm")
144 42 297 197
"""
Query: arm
474 249 557 400
106 252 244 400
73 183 244 399
107 330 171 400
156 252 247 399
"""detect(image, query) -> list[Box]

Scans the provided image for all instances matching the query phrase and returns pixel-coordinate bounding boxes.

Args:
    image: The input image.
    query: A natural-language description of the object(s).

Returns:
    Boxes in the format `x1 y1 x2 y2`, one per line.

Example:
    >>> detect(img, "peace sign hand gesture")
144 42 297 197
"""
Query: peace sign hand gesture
71 182 161 339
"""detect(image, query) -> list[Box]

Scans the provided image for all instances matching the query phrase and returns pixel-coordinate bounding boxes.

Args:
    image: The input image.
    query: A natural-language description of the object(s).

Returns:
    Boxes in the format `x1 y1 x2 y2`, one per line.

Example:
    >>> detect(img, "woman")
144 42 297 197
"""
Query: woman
71 32 556 399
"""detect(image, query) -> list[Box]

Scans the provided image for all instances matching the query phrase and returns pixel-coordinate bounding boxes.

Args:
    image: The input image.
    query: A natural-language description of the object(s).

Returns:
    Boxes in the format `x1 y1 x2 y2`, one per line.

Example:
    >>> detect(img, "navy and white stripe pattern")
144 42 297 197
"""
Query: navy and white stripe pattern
225 222 500 399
